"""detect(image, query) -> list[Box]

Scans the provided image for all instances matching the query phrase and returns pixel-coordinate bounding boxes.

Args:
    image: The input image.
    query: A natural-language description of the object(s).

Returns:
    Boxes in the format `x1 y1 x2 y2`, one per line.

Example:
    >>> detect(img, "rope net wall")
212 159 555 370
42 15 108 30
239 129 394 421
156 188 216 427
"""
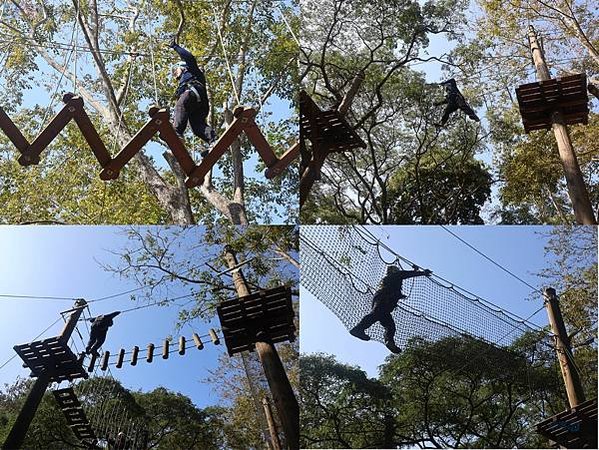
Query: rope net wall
300 225 542 350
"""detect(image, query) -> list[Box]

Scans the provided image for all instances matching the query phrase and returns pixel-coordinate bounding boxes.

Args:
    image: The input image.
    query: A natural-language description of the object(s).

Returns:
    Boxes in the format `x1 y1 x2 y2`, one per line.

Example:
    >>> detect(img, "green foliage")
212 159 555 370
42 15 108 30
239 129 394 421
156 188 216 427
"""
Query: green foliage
300 333 567 449
0 377 230 449
300 353 393 449
388 149 492 224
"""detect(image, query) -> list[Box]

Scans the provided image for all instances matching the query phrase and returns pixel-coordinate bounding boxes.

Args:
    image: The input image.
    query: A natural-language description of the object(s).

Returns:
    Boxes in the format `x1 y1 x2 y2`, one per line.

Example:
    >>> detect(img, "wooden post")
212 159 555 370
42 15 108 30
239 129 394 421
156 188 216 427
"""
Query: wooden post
528 26 596 225
3 299 87 450
262 397 282 450
162 339 170 359
543 288 586 407
116 349 125 368
223 245 299 450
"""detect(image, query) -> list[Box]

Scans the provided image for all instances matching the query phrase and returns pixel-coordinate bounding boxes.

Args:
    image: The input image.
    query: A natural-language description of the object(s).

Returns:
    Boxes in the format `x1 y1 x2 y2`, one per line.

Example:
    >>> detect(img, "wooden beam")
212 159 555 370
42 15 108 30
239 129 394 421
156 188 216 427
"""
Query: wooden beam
18 98 78 166
265 141 300 179
0 106 29 153
185 107 254 188
99 110 167 180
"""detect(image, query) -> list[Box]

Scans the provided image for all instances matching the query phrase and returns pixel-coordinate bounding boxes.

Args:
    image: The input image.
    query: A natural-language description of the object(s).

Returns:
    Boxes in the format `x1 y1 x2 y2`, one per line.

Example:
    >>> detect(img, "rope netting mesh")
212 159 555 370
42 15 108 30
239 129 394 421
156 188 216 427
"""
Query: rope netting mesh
300 225 542 349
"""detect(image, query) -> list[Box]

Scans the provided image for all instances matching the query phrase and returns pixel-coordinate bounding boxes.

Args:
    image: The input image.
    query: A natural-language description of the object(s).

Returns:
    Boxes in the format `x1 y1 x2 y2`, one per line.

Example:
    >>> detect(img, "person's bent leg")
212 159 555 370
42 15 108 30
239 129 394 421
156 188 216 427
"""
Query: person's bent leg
90 331 108 356
379 313 401 353
173 91 193 137
349 310 379 341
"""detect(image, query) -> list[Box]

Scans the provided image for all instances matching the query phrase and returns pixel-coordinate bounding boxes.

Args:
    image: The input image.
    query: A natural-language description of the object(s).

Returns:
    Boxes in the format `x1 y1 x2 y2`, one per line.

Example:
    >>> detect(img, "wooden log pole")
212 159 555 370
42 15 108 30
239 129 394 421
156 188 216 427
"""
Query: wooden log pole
179 336 186 355
223 245 299 450
543 288 586 407
528 26 596 225
146 344 154 363
3 299 87 450
101 351 110 371
162 339 169 359
116 349 125 369
209 329 220 345
131 346 139 366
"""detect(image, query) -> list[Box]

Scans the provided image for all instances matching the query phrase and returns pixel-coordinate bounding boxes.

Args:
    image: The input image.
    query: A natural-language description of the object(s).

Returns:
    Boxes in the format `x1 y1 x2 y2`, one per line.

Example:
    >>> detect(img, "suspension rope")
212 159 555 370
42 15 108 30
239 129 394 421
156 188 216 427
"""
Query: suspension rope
212 7 241 105
0 315 63 371
439 225 543 295
144 1 159 105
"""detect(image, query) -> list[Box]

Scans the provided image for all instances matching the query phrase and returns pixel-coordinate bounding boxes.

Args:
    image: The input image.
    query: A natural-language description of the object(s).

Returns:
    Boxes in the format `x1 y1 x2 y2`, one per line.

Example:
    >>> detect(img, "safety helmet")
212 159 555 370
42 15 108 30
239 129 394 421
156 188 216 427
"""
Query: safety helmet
172 61 188 79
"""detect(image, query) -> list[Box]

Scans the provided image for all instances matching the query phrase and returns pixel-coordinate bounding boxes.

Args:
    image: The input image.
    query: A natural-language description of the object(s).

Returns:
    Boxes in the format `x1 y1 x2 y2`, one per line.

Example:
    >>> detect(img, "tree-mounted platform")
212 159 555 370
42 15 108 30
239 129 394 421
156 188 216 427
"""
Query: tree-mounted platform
216 286 296 356
0 94 298 186
516 73 589 133
299 90 366 206
300 90 366 154
13 336 88 383
535 397 597 448
53 387 97 444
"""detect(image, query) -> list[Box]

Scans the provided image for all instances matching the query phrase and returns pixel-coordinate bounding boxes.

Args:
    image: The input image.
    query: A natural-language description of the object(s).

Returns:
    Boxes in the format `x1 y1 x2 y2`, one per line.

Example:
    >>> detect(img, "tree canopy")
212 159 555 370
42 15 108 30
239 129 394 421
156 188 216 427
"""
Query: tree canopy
300 0 598 224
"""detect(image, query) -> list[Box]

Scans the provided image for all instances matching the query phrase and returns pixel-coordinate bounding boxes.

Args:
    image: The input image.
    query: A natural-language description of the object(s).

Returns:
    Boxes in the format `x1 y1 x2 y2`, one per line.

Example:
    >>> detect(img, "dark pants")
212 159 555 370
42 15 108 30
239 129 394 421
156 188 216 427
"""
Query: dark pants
86 327 108 355
439 96 480 125
353 300 397 345
173 89 216 144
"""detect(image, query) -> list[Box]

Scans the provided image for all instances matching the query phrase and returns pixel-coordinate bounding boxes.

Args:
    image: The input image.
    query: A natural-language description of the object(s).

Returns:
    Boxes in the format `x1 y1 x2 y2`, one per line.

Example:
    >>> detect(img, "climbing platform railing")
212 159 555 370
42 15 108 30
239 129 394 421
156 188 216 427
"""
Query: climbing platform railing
0 94 298 186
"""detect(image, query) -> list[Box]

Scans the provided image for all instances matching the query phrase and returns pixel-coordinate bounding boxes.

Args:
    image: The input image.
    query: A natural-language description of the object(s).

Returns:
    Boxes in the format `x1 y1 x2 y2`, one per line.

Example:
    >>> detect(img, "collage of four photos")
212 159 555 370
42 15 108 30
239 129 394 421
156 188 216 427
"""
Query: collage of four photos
0 0 597 449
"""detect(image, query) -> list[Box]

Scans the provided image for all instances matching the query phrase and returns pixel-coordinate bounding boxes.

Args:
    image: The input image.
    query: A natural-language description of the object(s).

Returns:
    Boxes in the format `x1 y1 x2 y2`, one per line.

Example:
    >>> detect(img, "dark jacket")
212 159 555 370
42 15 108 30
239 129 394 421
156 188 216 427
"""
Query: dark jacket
172 44 206 97
90 311 121 331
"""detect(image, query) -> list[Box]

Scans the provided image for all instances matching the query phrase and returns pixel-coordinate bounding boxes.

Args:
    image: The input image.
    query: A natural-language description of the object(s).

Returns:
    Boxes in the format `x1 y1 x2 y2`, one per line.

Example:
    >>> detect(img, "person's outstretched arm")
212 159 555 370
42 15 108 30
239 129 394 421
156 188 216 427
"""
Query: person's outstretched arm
170 42 205 84
399 268 432 280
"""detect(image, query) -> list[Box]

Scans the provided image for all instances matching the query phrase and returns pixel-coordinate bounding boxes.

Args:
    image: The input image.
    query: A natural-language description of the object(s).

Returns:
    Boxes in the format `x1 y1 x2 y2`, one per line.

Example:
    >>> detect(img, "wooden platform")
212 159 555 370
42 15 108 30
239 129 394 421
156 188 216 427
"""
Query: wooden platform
217 286 296 356
14 336 88 383
536 397 597 448
53 387 97 444
516 74 589 133
300 90 365 154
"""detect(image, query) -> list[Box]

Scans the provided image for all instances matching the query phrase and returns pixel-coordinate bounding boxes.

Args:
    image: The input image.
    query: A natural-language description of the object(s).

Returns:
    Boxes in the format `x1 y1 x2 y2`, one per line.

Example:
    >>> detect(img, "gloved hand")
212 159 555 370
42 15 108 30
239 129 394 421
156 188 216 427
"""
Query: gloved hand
167 34 178 48
423 269 432 276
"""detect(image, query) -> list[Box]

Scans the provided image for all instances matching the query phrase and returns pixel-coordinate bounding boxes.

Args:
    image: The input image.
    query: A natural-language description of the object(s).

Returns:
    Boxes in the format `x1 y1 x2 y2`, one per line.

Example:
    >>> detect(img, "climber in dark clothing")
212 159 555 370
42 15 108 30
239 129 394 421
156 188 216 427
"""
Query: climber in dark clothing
435 78 480 126
349 265 431 354
169 39 217 156
85 311 121 357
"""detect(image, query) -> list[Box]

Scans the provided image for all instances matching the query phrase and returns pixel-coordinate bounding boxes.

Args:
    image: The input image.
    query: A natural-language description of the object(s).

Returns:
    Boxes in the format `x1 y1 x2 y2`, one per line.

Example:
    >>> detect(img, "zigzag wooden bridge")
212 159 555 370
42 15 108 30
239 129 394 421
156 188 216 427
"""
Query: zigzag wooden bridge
0 93 299 186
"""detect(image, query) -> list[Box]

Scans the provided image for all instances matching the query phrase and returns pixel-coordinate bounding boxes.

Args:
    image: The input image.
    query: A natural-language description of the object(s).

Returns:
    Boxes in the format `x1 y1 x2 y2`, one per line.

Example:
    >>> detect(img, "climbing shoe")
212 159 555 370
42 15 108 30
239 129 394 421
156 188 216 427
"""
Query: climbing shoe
349 326 370 341
385 341 402 354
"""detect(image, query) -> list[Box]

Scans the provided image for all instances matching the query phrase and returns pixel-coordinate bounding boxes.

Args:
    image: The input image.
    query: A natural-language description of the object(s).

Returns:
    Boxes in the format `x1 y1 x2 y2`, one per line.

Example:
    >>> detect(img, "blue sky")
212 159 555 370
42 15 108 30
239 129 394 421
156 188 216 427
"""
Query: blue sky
0 226 267 408
300 225 572 378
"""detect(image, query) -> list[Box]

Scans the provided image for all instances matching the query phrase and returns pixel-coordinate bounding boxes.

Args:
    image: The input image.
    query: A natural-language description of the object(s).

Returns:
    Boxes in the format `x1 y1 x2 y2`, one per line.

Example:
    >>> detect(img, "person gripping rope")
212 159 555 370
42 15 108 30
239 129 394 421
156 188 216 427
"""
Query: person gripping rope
349 266 431 353
169 37 217 157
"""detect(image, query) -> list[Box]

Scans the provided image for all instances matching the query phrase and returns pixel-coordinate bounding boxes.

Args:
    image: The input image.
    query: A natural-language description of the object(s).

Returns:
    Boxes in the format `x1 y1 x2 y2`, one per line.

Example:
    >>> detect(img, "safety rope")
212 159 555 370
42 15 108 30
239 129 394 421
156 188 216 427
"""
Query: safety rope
212 7 241 105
